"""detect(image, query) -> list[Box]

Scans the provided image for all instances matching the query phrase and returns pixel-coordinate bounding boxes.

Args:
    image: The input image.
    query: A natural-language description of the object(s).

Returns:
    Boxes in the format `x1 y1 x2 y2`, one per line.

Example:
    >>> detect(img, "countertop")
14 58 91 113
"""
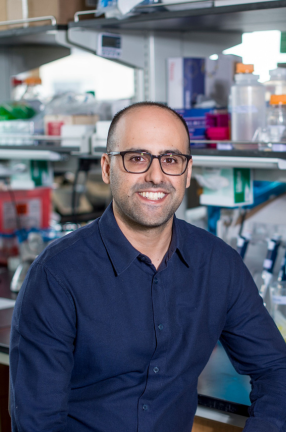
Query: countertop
0 267 250 418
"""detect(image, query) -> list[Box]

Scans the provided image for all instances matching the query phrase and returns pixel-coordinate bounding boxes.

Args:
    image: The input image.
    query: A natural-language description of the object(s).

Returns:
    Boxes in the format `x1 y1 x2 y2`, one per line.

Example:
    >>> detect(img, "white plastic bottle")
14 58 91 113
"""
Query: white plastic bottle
230 63 266 142
264 68 286 103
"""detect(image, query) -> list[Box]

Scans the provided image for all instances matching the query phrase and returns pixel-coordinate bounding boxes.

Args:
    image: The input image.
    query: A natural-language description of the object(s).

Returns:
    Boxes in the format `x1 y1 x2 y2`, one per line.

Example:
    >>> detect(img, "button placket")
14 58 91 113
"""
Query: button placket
138 272 169 429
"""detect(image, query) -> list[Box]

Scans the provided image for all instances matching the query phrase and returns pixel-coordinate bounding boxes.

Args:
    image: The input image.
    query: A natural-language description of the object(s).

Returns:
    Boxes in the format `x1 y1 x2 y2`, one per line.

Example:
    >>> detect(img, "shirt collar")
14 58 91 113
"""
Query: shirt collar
99 203 189 276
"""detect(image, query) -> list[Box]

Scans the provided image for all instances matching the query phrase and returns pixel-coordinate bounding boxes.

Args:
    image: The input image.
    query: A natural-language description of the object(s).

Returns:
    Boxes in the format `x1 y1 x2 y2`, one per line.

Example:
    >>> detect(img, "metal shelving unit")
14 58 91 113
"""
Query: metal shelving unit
0 149 63 161
0 6 286 428
69 0 286 33
0 24 67 45
0 20 70 102
0 3 286 178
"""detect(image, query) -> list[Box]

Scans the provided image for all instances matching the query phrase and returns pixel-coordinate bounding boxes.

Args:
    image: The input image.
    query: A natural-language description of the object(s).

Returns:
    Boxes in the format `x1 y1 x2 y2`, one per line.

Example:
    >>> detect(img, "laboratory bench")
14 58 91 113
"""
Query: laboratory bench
0 268 249 432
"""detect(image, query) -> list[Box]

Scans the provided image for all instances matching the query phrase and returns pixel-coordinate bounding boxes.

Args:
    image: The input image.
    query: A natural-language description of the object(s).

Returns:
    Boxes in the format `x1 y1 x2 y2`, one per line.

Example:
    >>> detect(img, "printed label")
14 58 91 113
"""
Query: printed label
272 295 286 305
231 105 258 114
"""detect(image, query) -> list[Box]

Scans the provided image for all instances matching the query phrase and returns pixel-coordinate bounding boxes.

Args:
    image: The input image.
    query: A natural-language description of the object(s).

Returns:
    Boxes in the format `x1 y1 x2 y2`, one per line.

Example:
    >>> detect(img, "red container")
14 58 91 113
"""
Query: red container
0 187 51 234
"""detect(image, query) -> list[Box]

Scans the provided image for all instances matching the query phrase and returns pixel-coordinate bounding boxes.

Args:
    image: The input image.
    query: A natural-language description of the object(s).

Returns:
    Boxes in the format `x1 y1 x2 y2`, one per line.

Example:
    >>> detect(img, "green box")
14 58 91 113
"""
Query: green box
199 167 253 207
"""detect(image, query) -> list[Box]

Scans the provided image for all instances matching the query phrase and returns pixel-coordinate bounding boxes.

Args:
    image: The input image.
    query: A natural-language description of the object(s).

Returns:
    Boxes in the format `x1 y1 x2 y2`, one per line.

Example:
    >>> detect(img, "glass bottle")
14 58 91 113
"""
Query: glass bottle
267 94 286 143
264 68 286 103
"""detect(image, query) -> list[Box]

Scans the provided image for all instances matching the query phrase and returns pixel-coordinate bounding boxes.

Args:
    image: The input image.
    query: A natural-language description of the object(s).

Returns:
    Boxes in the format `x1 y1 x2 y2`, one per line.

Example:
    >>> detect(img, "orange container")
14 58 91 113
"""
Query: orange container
270 94 286 105
236 63 254 74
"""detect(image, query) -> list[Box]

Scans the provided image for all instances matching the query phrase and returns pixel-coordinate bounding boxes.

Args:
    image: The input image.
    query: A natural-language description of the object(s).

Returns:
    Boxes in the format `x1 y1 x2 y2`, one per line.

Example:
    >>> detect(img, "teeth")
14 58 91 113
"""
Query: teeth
139 192 166 201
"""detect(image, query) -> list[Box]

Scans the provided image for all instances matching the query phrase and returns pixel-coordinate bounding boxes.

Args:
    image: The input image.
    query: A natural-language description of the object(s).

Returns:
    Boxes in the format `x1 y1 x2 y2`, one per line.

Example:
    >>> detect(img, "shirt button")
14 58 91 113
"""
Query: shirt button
143 404 149 410
154 278 158 284
153 366 159 373
158 324 164 330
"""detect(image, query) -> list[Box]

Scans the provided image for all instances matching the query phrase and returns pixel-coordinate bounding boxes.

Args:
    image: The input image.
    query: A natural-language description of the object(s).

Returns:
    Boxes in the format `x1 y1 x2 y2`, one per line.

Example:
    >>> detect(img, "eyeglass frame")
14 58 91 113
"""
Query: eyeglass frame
107 150 192 176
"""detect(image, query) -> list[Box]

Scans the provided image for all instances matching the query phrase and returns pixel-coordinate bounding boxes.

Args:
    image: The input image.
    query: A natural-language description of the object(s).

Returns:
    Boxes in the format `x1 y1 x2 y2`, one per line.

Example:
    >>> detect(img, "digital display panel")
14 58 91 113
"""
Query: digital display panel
102 35 121 49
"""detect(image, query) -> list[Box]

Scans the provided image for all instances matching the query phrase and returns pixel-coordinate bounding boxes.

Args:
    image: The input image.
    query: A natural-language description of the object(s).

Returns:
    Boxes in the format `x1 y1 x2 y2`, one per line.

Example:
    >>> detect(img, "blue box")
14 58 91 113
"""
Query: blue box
176 108 213 147
168 58 205 109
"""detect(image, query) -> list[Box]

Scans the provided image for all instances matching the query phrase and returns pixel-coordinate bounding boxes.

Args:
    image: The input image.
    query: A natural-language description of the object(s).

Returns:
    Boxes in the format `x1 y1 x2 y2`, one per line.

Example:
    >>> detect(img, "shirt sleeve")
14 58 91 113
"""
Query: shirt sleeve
9 261 76 432
220 251 286 432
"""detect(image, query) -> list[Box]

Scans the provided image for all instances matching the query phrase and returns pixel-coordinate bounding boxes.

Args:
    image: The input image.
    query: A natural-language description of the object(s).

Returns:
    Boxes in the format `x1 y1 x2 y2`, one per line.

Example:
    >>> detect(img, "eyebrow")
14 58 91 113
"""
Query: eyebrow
125 148 184 155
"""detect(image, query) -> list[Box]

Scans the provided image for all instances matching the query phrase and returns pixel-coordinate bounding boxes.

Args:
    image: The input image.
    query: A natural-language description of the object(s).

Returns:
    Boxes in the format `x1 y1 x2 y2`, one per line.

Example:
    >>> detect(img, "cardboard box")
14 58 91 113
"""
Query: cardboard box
6 0 24 21
6 0 94 25
0 0 8 28
44 114 99 136
92 121 111 149
199 167 253 207
205 54 241 107
61 124 95 148
168 58 205 109
167 54 241 109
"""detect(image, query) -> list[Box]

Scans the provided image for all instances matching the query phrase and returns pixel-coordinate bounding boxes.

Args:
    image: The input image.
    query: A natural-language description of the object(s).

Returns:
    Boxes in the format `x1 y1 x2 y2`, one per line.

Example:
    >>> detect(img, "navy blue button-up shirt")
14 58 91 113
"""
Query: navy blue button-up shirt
10 204 286 432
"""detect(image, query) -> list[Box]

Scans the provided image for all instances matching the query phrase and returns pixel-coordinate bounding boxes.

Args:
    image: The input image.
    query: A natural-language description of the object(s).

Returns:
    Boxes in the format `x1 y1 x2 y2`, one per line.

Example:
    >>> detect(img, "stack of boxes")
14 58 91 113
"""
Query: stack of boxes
0 0 94 25
167 54 241 146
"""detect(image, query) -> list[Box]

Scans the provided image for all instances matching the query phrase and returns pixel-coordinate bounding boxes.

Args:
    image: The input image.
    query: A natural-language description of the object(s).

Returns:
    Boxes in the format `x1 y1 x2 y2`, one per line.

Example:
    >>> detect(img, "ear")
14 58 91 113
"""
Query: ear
101 153 111 185
185 159 193 189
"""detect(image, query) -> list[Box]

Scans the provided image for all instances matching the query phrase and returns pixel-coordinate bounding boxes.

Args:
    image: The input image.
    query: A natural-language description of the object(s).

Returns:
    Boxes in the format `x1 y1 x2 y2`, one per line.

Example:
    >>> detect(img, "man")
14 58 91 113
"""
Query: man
10 102 286 432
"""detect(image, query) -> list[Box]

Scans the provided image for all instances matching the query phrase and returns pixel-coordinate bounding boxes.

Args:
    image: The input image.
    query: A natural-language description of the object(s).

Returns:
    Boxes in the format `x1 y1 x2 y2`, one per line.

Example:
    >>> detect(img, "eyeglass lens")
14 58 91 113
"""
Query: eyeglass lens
123 152 188 175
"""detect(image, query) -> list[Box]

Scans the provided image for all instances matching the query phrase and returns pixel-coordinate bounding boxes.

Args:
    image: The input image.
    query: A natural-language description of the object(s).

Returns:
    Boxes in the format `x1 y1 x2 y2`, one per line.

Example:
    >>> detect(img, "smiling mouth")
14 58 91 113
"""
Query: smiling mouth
138 191 167 201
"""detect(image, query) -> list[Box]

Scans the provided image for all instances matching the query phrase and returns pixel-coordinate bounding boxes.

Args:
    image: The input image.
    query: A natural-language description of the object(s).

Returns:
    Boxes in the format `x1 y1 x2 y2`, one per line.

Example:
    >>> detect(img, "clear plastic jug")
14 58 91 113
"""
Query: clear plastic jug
230 63 266 142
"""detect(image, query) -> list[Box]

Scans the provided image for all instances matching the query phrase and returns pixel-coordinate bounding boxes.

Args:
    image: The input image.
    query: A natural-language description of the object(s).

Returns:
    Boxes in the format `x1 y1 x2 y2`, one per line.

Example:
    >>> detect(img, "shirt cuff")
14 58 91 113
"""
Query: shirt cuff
243 418 280 432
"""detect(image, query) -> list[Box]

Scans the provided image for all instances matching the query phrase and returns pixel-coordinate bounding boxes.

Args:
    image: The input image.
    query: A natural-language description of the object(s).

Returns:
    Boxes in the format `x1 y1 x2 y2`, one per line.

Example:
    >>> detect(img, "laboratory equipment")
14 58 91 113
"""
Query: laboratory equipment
257 235 281 307
264 68 286 103
236 234 251 260
21 77 44 113
230 63 266 142
267 94 286 143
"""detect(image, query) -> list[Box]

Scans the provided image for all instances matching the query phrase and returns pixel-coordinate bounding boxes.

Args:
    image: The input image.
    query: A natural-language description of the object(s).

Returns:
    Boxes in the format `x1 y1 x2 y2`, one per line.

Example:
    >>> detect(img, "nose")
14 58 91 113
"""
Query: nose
144 157 166 184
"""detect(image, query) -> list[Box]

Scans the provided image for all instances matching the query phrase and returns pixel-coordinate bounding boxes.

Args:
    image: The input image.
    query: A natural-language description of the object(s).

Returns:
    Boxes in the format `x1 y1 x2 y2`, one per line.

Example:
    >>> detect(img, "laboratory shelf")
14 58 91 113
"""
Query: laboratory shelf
191 149 286 169
0 149 64 161
0 24 67 46
84 148 286 170
0 145 79 153
69 0 286 33
1 146 285 170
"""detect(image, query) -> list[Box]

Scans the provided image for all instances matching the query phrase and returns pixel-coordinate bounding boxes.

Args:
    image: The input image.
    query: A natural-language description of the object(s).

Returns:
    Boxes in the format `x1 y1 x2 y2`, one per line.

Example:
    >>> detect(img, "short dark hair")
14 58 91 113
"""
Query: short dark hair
106 102 190 154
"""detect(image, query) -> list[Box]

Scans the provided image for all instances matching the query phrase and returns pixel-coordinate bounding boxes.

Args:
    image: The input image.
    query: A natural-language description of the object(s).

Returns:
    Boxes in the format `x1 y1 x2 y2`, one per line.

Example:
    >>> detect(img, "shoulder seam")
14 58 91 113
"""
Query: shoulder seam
37 262 75 310
40 220 99 265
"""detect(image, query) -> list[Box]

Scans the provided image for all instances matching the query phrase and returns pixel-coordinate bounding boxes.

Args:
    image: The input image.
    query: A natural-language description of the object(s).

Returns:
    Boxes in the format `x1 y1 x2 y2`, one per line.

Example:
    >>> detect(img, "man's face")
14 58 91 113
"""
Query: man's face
101 106 192 228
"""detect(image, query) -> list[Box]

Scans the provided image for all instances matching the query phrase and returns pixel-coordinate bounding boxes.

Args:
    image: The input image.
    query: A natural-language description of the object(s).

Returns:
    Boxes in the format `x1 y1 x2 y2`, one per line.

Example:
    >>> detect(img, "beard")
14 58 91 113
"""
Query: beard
109 166 185 229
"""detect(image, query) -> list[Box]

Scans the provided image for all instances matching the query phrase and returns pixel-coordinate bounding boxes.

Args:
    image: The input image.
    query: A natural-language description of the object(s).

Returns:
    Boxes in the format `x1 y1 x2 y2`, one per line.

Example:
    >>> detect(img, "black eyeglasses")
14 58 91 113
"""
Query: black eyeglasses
107 150 192 176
